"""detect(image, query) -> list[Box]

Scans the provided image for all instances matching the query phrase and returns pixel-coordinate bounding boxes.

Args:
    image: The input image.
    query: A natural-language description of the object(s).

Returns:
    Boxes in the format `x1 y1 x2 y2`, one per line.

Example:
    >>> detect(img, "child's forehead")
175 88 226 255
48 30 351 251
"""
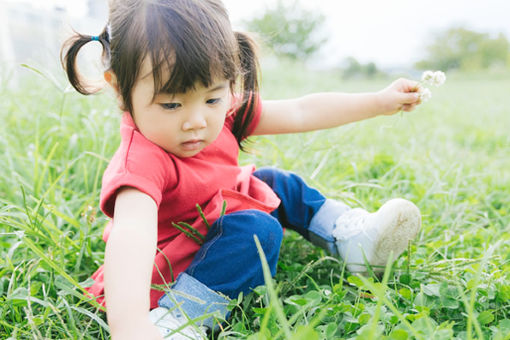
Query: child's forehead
137 58 165 84
154 79 230 96
137 57 230 95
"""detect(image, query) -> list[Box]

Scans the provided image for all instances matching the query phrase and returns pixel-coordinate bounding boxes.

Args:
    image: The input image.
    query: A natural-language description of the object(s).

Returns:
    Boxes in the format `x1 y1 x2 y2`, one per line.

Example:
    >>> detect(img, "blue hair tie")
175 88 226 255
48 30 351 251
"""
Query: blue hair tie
91 36 100 41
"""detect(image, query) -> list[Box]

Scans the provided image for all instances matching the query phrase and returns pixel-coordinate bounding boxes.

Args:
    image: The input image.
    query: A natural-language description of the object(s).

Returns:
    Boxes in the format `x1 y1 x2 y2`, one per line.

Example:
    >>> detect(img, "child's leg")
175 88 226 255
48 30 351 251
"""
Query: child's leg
150 210 283 337
253 167 349 255
253 167 421 273
184 210 283 298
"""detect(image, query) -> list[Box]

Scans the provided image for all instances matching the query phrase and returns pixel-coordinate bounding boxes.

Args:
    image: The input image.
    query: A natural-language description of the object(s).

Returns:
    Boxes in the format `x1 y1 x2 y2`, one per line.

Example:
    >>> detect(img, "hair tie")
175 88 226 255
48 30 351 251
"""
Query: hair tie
91 36 100 42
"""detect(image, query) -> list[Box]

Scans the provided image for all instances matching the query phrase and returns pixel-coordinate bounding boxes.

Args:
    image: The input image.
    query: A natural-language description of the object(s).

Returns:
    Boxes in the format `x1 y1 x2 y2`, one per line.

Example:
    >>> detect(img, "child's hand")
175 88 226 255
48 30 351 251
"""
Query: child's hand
377 78 421 116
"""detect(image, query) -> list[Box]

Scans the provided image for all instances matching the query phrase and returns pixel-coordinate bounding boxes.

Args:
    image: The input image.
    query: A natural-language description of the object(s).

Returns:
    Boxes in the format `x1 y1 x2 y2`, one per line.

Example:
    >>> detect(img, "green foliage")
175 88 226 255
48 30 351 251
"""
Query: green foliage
342 57 385 80
1 61 510 339
416 27 510 71
0 66 117 338
245 0 327 61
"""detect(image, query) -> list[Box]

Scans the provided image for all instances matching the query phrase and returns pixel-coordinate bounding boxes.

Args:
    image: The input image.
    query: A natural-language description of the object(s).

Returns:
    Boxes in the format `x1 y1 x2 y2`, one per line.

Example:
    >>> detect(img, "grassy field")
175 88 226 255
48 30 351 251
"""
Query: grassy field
0 61 509 339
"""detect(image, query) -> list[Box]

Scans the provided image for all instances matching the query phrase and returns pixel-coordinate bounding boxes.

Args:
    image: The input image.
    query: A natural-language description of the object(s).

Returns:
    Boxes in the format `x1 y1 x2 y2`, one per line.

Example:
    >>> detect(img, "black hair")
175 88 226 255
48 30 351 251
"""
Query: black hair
61 0 261 147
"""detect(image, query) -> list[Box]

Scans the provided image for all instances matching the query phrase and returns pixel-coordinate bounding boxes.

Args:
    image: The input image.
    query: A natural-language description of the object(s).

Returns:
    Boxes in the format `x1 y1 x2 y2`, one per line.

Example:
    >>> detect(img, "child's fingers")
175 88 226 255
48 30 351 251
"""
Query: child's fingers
395 78 420 92
400 91 421 104
409 81 422 92
402 103 418 112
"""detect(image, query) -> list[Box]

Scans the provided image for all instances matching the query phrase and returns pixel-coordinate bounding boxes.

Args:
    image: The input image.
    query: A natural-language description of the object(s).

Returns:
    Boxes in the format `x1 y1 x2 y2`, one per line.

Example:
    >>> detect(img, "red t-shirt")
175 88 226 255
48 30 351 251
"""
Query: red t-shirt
86 97 280 309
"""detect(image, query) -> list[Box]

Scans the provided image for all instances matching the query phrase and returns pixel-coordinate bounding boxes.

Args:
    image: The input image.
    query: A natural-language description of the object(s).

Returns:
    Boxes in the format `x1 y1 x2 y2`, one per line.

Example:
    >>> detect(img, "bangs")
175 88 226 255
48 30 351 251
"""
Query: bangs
144 0 239 95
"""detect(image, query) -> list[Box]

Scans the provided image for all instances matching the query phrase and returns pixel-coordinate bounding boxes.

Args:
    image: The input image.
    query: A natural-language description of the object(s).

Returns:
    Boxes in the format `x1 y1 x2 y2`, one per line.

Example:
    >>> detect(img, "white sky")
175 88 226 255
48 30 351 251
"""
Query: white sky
12 0 510 67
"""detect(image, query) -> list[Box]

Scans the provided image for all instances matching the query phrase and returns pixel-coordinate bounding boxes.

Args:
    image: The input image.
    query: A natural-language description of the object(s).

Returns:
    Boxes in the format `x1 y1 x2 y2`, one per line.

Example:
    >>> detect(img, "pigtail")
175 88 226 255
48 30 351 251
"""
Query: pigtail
60 26 111 95
232 32 261 148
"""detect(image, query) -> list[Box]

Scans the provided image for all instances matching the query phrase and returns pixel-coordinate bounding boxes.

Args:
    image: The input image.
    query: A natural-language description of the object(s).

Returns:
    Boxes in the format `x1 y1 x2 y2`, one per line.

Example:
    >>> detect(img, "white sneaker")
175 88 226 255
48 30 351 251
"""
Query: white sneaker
149 307 208 339
332 198 421 274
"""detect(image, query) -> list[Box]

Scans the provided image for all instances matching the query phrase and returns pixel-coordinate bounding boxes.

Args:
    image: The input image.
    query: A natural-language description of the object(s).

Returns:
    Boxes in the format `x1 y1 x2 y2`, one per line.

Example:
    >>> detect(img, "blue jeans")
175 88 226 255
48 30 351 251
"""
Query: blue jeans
158 167 349 328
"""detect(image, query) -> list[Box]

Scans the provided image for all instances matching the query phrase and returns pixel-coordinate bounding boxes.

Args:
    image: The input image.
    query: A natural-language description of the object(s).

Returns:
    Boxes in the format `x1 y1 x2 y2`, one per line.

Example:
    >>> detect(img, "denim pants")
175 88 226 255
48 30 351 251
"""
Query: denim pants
158 167 349 328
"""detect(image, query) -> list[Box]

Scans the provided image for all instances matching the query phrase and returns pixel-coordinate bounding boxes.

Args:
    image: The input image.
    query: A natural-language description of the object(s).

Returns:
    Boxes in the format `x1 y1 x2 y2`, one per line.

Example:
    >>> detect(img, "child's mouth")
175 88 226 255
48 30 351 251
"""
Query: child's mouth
181 139 204 151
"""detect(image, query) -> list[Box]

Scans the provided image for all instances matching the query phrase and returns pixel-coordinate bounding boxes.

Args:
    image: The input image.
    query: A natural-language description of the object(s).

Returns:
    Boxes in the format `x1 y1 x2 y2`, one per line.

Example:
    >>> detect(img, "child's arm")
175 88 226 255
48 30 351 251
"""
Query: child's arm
103 187 163 340
253 78 420 135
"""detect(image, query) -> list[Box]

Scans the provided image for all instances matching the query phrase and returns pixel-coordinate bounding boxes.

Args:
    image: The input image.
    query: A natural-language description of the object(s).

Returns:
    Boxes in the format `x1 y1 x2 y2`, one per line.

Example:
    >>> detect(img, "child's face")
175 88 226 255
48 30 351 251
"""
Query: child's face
130 62 232 158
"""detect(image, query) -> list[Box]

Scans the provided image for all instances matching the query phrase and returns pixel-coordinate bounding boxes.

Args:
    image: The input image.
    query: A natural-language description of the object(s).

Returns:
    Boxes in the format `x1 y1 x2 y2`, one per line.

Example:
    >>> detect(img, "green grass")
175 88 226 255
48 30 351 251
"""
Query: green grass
0 61 509 339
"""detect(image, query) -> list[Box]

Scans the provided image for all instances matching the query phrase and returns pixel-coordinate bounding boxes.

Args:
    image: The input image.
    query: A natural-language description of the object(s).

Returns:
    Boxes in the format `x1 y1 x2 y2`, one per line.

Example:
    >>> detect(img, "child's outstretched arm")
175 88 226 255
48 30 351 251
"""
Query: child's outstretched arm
104 187 164 340
253 78 421 135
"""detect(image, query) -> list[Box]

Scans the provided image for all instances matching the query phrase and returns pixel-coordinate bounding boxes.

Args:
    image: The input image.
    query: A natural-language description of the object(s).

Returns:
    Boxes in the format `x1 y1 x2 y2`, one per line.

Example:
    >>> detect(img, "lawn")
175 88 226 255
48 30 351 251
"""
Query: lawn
0 61 509 339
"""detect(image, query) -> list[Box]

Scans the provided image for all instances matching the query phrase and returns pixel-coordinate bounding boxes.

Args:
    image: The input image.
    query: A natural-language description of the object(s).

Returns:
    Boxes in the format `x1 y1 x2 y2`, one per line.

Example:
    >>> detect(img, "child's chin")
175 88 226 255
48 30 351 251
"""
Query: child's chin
173 148 204 158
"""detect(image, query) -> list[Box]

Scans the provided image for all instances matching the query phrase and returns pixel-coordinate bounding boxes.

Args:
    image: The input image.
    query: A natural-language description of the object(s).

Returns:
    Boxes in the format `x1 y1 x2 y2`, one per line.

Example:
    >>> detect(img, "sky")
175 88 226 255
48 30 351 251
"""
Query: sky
11 0 510 68
224 0 510 68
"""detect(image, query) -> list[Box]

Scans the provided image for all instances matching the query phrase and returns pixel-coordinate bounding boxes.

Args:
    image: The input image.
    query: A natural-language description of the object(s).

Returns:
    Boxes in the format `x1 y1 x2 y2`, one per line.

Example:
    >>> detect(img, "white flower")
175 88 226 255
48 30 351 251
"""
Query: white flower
421 70 446 87
421 70 435 83
419 87 432 102
432 71 446 86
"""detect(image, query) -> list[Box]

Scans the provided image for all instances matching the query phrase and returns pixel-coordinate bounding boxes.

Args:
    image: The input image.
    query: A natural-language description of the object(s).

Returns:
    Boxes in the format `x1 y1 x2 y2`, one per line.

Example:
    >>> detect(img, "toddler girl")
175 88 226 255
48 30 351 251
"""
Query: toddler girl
61 0 422 339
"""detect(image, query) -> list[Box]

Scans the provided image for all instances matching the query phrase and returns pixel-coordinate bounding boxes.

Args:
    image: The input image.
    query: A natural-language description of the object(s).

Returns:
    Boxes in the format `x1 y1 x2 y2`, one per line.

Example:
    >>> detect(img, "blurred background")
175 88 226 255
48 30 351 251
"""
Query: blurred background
1 0 509 85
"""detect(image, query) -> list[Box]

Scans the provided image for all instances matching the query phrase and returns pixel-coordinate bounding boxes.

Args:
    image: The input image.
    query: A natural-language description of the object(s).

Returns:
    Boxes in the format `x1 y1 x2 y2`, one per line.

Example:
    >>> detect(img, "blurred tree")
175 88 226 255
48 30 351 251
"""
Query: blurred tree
245 0 327 61
342 57 384 79
364 62 378 78
415 27 510 71
342 57 362 79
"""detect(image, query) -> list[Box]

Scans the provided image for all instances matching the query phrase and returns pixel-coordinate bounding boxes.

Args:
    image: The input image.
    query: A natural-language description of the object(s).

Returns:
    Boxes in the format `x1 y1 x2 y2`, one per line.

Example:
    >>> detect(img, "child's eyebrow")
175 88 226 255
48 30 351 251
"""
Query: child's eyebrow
155 83 228 97
207 83 228 93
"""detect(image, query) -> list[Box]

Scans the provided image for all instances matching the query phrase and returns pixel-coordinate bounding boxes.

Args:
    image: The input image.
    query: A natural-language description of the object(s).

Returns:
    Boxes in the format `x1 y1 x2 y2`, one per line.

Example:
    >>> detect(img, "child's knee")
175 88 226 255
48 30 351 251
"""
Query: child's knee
251 211 284 252
243 210 283 275
224 210 283 258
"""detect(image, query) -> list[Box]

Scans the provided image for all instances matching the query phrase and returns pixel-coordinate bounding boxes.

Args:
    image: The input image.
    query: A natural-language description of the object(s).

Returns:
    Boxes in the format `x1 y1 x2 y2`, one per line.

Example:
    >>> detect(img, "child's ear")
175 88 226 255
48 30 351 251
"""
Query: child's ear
104 70 125 108
104 70 119 92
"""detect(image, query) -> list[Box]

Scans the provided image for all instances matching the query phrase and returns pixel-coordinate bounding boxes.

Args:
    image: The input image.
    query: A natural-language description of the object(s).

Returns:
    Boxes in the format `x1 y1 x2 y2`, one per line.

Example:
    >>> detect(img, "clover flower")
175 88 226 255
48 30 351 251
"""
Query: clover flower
421 70 446 87
432 71 446 86
418 70 446 102
421 71 435 83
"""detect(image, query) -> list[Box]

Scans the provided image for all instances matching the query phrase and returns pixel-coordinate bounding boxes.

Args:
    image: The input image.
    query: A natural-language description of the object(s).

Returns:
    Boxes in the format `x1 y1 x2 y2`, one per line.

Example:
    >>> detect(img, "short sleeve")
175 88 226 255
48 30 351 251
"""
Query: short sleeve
100 129 174 218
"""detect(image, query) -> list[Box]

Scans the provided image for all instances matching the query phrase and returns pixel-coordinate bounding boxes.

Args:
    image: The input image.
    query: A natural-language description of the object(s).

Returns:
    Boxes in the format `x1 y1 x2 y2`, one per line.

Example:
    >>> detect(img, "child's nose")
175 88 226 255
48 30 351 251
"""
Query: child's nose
182 111 207 131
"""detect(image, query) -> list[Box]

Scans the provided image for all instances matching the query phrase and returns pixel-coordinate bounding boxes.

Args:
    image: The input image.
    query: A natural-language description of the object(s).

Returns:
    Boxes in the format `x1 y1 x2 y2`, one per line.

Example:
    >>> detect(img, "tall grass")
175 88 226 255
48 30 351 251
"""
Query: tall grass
0 61 509 339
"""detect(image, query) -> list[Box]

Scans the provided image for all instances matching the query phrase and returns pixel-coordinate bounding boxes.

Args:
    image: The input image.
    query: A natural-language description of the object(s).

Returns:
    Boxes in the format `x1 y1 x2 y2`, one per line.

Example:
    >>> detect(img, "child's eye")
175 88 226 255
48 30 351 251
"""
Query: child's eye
206 98 221 105
161 103 181 110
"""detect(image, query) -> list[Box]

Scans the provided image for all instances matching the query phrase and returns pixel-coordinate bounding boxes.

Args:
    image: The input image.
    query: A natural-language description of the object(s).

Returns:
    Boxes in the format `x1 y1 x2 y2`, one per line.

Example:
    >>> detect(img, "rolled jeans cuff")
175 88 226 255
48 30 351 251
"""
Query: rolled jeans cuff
308 199 350 256
158 273 230 329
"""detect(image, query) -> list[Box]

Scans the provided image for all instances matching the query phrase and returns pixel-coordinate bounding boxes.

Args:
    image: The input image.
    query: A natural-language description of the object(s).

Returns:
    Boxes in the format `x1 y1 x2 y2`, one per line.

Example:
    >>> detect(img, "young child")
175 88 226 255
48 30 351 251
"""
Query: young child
61 0 422 339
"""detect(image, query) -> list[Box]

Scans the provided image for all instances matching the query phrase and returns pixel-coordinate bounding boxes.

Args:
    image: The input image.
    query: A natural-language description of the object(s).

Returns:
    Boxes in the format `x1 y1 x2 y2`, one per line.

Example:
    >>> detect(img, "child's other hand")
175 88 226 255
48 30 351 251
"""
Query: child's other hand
377 78 421 115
